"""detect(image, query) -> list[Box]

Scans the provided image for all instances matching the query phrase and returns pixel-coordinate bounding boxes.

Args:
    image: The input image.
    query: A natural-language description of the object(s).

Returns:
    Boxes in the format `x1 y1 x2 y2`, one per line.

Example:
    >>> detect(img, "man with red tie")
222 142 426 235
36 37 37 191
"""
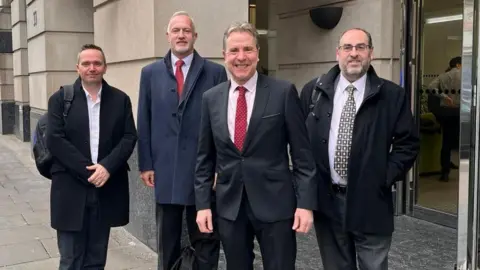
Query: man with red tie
136 11 227 270
195 21 317 270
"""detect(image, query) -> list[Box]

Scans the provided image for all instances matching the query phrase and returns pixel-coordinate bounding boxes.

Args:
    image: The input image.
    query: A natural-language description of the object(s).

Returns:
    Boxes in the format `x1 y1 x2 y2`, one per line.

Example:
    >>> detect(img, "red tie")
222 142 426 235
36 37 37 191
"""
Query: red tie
175 60 184 98
234 86 248 151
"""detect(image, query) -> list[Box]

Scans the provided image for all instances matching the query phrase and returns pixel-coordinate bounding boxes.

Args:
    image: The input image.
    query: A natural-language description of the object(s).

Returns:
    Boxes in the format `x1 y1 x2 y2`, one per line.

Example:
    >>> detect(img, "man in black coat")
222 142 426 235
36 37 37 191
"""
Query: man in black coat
300 28 419 270
46 44 137 270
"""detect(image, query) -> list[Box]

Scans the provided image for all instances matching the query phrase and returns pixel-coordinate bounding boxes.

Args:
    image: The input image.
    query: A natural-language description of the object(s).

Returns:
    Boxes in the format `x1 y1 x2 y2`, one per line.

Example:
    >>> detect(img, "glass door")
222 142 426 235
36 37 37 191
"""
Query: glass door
406 0 463 228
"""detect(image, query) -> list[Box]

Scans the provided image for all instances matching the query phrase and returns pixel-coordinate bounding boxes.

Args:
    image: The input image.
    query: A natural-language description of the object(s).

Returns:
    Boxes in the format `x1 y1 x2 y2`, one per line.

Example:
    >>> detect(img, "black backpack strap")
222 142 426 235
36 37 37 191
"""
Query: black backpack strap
309 75 324 112
62 84 74 121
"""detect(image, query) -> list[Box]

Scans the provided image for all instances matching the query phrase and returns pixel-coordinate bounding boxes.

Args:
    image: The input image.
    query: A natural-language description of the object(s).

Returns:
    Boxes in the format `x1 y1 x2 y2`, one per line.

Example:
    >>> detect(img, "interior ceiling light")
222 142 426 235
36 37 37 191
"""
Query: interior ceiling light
425 14 463 24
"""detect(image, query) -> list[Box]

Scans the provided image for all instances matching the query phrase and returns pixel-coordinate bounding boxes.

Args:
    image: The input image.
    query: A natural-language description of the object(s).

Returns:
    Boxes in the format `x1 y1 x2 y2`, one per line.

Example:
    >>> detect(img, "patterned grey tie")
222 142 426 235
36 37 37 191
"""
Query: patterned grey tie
334 84 357 180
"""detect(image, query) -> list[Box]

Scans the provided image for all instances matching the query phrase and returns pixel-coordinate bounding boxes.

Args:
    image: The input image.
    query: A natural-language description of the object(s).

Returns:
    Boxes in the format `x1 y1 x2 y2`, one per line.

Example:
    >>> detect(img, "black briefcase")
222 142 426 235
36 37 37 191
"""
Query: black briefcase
170 246 197 270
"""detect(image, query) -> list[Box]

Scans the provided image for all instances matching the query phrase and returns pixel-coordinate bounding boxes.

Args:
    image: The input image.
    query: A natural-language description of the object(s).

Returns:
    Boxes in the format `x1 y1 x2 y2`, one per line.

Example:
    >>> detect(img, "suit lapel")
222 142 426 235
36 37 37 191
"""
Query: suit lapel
179 51 205 106
98 82 111 160
242 74 269 153
218 81 239 153
73 80 92 160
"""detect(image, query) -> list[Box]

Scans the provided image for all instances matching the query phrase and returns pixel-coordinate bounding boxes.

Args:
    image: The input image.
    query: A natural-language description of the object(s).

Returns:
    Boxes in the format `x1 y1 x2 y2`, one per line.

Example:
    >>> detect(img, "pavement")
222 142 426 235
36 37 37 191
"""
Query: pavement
0 134 459 270
0 135 157 270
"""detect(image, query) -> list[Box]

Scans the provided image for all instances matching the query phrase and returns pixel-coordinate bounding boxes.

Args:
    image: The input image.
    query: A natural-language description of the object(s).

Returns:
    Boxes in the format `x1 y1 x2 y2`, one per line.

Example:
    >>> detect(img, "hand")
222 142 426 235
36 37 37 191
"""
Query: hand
444 96 454 107
86 164 110 188
292 208 313 233
196 209 213 233
140 170 155 187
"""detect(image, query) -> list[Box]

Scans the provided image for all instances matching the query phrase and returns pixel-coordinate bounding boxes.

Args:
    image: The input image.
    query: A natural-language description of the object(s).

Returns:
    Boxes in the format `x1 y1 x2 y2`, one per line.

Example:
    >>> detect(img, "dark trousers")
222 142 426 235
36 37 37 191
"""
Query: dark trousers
57 189 111 270
217 194 296 270
314 193 392 270
156 203 220 270
438 113 459 174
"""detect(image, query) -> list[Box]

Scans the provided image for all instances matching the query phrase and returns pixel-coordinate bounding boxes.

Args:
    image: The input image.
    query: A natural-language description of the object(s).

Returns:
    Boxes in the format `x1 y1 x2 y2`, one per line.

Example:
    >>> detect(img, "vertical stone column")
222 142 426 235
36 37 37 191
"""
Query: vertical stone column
26 0 94 141
268 0 279 77
12 0 30 141
0 9 14 135
255 0 269 76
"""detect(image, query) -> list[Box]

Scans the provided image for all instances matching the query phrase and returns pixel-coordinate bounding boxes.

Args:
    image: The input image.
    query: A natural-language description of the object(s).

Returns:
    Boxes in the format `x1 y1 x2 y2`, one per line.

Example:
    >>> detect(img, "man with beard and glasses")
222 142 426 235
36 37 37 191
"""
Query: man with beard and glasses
300 28 419 270
137 11 227 270
46 44 137 269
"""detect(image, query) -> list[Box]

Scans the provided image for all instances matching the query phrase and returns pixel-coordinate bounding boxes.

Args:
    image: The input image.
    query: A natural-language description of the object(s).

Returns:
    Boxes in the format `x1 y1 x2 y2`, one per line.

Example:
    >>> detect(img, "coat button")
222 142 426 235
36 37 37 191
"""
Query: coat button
170 88 175 92
322 139 327 144
172 113 176 117
327 112 331 117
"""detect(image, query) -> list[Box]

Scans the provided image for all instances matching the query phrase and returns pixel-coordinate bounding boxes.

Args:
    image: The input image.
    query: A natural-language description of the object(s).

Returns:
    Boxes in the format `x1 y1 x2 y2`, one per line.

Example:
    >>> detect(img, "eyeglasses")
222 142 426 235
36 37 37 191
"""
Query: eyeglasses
338 43 372 52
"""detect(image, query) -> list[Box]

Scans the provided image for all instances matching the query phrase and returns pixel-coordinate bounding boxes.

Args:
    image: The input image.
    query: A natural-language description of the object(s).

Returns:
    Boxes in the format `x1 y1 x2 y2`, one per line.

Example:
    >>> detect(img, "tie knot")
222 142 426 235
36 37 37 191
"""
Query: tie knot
346 84 356 94
175 59 184 67
237 86 247 95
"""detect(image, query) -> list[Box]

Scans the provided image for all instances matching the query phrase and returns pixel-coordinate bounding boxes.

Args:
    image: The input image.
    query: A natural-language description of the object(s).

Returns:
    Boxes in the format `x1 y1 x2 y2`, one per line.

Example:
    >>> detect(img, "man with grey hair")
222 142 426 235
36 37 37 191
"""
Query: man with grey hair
195 21 317 270
300 28 419 270
137 11 227 270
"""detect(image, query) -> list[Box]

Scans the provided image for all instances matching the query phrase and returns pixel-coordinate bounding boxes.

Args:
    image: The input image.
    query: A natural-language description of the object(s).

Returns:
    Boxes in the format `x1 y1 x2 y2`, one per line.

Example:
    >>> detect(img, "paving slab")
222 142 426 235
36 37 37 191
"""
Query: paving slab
0 224 55 246
0 215 28 230
21 211 49 225
0 241 49 266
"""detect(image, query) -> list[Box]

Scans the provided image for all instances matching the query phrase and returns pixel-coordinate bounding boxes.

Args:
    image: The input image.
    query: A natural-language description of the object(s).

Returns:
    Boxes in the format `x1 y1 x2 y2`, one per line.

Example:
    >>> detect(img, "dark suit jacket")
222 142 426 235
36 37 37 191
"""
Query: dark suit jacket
137 50 227 205
195 74 317 223
46 77 137 231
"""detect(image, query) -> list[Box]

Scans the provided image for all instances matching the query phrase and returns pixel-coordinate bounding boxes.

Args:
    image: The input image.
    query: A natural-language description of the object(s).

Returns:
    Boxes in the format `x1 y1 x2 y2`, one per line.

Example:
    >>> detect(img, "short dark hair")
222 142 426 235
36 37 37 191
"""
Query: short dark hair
77 44 106 64
339 28 373 48
449 56 461 68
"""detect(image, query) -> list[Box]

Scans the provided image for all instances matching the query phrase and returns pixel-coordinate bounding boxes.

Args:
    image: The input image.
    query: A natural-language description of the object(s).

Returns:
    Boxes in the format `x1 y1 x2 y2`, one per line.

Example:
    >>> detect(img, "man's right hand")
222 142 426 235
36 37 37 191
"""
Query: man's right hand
196 209 213 233
140 170 154 187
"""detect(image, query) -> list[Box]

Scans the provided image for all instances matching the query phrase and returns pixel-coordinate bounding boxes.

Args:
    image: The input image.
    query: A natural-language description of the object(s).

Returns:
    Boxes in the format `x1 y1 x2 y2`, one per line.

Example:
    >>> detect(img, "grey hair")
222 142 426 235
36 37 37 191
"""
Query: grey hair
339 28 373 48
222 21 259 50
167 11 196 33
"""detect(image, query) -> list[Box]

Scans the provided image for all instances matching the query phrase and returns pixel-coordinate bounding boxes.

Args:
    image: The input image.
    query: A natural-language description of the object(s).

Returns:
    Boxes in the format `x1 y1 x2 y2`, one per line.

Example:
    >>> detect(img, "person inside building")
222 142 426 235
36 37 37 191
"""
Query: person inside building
300 28 419 270
136 11 227 270
428 56 461 181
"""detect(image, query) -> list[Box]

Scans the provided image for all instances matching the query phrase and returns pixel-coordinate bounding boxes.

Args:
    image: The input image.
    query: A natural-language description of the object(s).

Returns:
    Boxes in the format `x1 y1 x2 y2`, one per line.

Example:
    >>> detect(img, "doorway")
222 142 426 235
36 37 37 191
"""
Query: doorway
407 0 463 228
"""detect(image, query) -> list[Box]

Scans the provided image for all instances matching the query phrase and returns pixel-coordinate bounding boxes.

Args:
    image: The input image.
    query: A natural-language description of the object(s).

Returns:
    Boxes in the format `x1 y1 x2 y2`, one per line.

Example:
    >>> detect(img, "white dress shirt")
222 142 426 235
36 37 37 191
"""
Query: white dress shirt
227 72 258 140
83 86 102 164
329 73 367 185
171 52 194 81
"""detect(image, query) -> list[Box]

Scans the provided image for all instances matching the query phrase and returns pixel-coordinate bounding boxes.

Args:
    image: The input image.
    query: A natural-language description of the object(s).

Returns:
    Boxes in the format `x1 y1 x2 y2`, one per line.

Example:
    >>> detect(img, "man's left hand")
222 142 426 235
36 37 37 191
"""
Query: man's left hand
87 164 110 188
292 208 313 233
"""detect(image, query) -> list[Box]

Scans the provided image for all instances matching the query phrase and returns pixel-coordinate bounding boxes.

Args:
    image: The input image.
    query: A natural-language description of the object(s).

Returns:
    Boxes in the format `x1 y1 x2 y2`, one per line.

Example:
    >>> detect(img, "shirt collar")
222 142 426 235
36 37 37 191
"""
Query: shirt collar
231 71 258 93
338 72 367 92
83 84 103 99
171 52 194 69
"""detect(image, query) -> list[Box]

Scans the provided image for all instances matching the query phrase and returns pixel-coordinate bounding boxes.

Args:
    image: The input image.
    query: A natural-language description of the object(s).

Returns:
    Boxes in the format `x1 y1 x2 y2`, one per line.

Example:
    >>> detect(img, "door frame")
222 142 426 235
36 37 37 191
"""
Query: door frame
401 0 460 229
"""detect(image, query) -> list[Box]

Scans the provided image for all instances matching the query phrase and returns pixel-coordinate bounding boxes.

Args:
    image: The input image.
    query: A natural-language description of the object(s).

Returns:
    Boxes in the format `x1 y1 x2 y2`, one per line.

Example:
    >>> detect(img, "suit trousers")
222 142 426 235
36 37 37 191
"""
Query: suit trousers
57 188 111 270
217 192 296 270
314 192 392 270
156 203 220 270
